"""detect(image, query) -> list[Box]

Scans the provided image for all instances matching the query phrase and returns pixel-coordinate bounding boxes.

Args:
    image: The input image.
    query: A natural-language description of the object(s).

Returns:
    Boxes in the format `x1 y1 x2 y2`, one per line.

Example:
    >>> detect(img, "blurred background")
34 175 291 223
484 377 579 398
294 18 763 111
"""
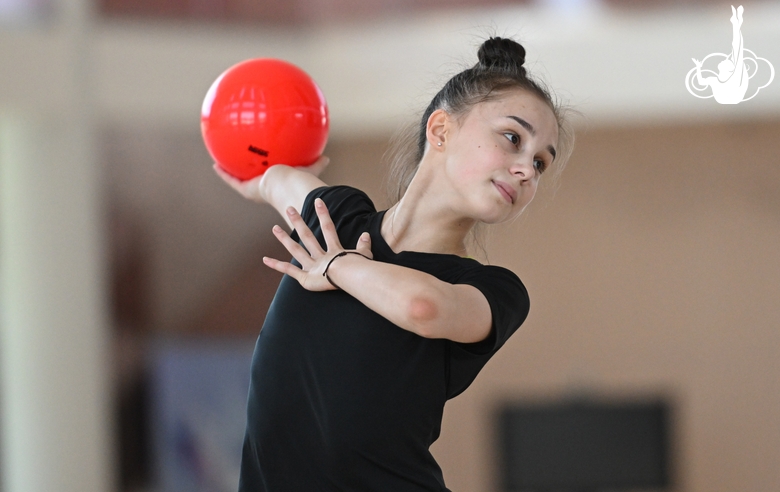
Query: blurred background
1 0 778 491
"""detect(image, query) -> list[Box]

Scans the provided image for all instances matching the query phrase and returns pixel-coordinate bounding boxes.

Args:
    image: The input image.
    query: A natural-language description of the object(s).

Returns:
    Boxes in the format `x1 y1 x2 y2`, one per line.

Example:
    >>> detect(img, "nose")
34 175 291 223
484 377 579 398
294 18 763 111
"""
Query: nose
511 154 536 182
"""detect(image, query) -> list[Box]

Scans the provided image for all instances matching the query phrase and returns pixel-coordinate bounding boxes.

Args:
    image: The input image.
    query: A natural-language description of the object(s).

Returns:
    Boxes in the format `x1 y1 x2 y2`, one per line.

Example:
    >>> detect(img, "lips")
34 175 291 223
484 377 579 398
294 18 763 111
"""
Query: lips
493 180 516 204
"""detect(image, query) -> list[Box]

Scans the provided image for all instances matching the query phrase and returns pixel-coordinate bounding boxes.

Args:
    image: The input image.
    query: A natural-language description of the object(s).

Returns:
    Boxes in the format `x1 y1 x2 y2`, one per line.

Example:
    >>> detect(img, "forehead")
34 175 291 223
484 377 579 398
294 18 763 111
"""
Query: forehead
470 90 558 136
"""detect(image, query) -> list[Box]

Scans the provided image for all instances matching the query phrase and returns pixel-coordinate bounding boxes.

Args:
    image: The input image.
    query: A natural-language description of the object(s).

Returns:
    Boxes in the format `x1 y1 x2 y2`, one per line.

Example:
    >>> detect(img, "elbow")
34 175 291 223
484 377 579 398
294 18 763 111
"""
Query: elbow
408 295 440 339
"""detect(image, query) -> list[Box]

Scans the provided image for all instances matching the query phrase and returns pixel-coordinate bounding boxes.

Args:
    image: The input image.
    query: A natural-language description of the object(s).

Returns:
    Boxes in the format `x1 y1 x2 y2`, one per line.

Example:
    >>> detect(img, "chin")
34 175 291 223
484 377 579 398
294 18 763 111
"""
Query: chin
496 203 530 224
473 188 519 223
479 206 511 225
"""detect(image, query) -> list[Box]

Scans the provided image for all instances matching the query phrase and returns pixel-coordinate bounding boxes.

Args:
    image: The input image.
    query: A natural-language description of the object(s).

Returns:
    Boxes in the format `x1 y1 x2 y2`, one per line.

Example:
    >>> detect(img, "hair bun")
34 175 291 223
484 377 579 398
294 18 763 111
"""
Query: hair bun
477 37 527 73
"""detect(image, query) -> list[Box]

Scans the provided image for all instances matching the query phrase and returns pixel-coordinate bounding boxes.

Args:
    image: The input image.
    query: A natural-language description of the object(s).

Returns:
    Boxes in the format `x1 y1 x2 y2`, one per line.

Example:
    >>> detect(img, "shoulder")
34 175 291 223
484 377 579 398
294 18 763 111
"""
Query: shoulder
303 185 374 208
453 263 530 349
458 263 528 305
300 185 376 220
443 263 531 398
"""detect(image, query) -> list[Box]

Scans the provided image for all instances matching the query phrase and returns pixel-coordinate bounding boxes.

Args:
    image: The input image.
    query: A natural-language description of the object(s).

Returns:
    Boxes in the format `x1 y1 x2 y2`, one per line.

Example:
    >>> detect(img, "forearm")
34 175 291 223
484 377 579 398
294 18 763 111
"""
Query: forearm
257 164 290 205
272 198 492 343
258 161 326 229
326 253 441 337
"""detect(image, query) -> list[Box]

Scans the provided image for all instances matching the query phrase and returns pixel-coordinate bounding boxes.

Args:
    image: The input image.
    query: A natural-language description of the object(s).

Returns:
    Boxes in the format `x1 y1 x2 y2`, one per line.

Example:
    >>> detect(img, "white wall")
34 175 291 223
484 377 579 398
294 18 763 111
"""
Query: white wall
1 2 114 491
3 2 779 135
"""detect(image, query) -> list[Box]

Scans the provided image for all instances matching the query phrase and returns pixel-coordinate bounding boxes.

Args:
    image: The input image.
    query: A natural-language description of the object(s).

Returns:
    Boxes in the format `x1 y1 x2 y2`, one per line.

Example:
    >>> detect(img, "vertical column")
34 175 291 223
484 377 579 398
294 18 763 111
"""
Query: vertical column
0 0 114 490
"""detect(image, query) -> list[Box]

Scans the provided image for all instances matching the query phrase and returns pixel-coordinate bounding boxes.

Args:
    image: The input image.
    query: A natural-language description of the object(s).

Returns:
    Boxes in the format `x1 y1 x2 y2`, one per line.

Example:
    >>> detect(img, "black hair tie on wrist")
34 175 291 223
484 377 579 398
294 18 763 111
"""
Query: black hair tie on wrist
323 251 370 290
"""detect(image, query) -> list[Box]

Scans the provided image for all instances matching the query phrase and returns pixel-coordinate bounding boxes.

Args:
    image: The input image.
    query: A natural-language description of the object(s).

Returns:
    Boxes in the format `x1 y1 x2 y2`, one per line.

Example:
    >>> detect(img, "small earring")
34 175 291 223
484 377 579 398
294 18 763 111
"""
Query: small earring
437 142 442 147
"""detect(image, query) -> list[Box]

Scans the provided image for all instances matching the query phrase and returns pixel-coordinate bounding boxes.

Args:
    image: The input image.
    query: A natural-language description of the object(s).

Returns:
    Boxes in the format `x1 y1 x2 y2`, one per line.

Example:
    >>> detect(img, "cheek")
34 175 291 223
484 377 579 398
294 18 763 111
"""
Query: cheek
448 146 481 179
447 134 505 189
458 160 485 182
458 140 502 172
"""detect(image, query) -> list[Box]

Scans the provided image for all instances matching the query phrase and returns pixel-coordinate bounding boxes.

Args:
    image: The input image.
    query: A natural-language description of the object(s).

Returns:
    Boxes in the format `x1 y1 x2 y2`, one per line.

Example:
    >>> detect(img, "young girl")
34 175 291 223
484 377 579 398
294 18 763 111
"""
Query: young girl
215 36 574 492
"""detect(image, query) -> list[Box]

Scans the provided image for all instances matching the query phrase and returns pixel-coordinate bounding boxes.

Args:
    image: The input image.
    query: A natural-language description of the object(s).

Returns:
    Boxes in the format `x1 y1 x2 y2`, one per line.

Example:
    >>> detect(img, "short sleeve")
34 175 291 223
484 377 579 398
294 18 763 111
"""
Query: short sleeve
445 265 530 399
289 185 376 250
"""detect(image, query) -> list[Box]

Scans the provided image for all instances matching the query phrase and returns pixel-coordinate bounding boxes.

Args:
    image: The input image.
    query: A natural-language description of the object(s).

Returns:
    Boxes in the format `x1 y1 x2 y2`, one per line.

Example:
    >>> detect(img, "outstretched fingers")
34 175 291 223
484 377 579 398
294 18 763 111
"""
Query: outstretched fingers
269 225 316 269
262 254 300 279
313 198 345 251
261 198 372 292
284 206 326 258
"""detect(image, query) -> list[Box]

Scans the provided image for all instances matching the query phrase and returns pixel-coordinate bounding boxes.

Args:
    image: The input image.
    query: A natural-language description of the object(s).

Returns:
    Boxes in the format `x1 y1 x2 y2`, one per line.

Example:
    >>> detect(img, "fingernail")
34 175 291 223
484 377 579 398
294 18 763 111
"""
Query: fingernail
361 233 369 241
273 225 281 232
287 207 295 215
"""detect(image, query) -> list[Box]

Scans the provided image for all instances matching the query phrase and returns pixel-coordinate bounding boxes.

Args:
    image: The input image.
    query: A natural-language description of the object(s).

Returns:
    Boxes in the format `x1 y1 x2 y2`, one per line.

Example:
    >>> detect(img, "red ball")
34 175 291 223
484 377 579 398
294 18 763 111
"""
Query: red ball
201 58 329 181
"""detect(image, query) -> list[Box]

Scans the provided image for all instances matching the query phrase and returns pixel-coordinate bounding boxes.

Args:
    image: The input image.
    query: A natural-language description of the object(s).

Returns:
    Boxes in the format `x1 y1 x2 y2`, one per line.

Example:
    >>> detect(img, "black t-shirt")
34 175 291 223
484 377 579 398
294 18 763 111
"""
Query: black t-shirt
239 185 529 492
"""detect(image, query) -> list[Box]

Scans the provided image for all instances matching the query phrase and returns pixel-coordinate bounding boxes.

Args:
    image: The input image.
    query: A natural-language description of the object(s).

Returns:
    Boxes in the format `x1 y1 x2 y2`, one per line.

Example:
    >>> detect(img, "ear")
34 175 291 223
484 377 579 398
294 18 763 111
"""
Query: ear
425 109 450 150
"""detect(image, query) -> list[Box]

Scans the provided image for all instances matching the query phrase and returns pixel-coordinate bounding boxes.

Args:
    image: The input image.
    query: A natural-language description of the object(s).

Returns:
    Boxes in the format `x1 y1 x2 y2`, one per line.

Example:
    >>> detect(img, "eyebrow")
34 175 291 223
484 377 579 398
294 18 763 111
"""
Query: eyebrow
507 115 535 135
507 115 557 161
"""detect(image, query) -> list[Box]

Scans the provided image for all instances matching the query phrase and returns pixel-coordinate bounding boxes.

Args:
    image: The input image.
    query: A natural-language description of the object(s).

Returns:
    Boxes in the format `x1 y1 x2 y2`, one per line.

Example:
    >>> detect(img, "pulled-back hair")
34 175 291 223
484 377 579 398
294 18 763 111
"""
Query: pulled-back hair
382 37 576 263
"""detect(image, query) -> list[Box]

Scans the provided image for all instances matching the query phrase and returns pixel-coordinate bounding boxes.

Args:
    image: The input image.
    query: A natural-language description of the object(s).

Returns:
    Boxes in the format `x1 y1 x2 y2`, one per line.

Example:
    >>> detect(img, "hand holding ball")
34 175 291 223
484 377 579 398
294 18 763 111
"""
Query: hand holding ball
201 59 329 181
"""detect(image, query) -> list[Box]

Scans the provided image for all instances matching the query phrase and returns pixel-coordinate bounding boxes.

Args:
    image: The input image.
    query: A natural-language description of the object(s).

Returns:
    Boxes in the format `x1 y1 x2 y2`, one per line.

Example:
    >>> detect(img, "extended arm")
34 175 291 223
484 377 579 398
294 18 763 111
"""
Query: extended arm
327 254 492 343
213 157 330 230
216 156 491 342
260 163 329 230
256 170 493 344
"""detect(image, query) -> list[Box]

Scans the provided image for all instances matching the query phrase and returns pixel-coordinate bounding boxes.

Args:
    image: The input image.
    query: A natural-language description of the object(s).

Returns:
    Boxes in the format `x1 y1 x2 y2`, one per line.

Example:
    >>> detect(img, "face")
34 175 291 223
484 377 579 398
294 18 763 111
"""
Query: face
436 89 559 223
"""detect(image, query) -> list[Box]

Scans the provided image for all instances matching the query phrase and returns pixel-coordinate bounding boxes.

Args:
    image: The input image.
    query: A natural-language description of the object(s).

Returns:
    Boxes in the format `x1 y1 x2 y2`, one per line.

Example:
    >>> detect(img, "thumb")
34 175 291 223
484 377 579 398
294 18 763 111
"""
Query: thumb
358 232 373 257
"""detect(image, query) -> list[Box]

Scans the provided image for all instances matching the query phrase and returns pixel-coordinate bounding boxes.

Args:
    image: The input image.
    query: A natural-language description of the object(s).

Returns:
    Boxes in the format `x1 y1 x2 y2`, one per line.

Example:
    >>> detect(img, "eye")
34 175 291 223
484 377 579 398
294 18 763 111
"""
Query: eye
534 159 547 174
504 132 520 146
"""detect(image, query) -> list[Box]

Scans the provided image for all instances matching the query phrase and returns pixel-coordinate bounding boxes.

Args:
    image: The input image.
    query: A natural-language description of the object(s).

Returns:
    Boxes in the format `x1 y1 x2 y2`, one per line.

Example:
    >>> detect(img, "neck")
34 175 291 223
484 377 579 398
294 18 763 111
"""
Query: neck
382 166 475 257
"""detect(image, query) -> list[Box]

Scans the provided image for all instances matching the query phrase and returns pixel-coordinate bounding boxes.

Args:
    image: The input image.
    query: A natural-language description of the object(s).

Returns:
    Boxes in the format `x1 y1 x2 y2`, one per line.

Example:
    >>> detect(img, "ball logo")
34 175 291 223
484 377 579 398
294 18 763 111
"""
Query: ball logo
685 5 774 104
